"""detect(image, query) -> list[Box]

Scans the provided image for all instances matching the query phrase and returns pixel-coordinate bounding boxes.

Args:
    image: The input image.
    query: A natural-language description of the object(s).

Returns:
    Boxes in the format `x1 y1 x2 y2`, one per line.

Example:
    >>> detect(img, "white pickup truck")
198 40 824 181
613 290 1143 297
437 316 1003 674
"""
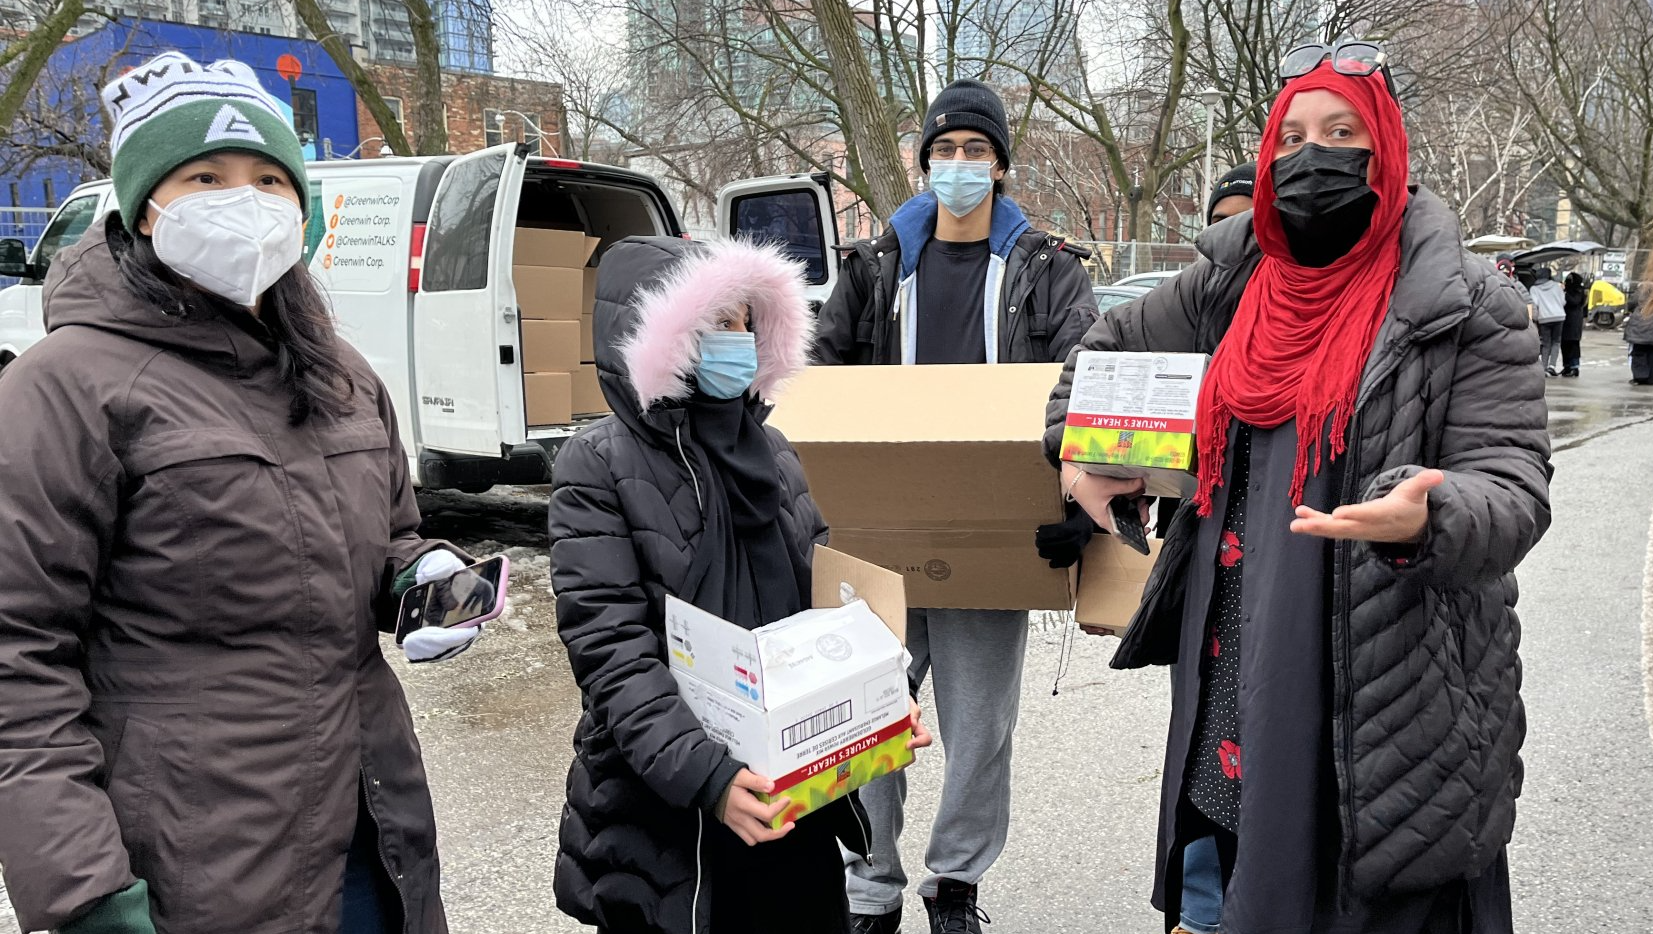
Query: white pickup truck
0 145 838 491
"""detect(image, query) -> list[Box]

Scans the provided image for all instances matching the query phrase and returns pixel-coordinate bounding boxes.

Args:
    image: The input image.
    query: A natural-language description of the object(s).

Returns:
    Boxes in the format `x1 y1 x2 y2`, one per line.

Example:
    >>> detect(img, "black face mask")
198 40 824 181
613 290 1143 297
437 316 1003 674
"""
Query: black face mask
1271 143 1379 267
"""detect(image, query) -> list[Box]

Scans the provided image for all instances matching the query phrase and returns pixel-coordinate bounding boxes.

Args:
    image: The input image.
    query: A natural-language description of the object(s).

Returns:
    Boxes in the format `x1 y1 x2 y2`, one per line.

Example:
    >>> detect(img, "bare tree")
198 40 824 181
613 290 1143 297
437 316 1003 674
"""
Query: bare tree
292 0 449 154
1488 0 1653 278
0 0 91 132
0 16 135 181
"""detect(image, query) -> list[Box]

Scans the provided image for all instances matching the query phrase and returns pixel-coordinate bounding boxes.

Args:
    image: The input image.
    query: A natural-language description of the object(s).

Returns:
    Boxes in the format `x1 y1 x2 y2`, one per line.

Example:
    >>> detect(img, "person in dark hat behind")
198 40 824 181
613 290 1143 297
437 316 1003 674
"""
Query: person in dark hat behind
1207 163 1257 224
816 78 1097 934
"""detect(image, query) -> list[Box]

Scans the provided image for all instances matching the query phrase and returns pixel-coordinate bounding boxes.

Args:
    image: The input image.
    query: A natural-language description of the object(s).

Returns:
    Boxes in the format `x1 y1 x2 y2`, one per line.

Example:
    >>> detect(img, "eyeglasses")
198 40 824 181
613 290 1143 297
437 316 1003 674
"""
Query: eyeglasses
929 140 996 161
1279 40 1398 99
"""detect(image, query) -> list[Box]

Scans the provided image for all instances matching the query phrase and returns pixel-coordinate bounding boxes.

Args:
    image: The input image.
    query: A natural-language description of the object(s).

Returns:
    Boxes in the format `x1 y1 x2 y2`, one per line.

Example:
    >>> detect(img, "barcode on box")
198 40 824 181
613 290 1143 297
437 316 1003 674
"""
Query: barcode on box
782 700 852 750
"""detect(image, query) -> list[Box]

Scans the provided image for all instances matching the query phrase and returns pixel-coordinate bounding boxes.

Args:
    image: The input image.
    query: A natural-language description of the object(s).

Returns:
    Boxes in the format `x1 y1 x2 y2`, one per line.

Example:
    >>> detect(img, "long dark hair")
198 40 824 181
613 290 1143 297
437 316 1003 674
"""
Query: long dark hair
109 216 355 424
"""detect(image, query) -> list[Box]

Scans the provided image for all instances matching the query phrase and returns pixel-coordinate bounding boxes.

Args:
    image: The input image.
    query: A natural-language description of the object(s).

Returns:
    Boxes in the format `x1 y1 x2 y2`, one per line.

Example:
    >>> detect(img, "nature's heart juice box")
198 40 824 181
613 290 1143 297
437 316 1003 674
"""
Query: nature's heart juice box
1061 351 1210 498
666 548 913 829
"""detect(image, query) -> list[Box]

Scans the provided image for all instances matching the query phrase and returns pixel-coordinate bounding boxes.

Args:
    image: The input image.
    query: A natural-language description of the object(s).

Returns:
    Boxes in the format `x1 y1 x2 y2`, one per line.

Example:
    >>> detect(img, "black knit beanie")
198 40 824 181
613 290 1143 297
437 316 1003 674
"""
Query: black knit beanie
1206 163 1257 222
920 79 1011 172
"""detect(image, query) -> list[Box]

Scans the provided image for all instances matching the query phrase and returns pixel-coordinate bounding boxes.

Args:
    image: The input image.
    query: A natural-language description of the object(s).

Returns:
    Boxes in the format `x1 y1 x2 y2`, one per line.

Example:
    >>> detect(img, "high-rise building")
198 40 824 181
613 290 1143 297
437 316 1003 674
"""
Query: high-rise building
951 0 1084 94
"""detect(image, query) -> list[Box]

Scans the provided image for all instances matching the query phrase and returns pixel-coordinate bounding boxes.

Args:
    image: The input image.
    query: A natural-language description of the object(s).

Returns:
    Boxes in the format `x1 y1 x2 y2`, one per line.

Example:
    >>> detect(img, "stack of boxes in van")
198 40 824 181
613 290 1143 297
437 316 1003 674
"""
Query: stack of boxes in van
515 227 611 426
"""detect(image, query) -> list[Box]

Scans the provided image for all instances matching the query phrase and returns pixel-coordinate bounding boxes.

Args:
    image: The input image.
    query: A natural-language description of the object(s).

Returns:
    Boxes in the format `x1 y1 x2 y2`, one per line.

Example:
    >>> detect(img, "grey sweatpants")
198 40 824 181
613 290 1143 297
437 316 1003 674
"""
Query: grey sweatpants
844 607 1028 914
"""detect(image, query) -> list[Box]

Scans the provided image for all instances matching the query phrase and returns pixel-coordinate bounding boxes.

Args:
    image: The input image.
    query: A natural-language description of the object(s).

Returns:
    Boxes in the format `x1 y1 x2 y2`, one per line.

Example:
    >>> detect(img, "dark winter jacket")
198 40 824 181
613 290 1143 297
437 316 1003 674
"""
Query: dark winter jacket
1625 291 1653 345
1043 188 1551 898
0 219 450 934
547 237 869 934
1562 282 1588 341
815 192 1097 364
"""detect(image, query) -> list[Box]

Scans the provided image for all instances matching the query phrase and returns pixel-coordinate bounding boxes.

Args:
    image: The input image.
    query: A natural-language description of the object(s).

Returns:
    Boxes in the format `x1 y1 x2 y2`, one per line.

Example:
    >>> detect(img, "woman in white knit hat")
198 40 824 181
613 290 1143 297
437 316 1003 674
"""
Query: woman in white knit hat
0 52 472 934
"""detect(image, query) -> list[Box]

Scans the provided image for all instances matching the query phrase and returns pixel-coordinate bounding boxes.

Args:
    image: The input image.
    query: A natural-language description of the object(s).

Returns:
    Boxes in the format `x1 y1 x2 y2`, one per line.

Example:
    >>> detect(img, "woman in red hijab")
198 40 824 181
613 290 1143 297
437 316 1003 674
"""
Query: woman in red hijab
1043 45 1548 934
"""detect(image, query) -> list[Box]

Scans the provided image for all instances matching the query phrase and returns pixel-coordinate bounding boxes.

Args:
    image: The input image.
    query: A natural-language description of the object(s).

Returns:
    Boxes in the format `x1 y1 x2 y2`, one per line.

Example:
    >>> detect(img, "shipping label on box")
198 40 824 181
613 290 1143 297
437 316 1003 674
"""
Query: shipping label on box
1061 352 1209 498
667 547 913 828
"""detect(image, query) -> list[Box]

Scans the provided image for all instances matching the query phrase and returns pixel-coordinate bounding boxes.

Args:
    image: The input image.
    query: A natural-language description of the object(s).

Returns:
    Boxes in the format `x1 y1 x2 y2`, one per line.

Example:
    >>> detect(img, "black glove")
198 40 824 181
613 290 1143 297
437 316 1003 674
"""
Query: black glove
1035 501 1099 569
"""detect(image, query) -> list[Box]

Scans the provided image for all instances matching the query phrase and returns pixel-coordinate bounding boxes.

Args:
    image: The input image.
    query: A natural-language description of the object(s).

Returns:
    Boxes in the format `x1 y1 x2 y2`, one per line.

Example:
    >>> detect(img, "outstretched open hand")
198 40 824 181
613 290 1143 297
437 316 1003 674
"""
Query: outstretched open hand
1290 469 1444 544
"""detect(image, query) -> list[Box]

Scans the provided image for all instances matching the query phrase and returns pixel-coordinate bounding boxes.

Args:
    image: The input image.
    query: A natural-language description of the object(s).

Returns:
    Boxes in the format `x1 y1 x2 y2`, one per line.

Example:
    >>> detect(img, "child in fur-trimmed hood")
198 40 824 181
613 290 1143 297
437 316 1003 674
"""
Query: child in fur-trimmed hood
546 236 932 934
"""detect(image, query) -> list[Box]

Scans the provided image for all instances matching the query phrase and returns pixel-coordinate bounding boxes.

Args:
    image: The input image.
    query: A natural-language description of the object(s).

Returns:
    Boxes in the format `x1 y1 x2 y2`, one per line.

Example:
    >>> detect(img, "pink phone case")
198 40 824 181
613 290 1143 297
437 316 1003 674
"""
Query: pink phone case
395 556 510 641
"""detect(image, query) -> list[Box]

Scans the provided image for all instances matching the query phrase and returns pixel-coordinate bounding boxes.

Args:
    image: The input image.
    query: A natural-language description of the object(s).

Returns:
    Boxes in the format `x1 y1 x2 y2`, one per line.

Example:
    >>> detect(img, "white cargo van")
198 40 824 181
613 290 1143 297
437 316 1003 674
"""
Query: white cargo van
0 145 837 491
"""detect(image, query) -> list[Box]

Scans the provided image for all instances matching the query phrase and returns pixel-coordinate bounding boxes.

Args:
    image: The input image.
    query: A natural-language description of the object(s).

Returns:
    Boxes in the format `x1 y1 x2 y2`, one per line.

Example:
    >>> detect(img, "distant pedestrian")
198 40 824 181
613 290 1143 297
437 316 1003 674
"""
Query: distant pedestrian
1561 271 1587 376
1625 283 1653 385
1046 41 1548 934
546 236 931 934
1530 267 1566 375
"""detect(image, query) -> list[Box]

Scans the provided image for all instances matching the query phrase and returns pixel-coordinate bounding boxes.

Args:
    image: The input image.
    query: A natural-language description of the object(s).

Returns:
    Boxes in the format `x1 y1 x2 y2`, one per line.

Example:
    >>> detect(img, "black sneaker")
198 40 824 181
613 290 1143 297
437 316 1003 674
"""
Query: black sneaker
924 880 991 934
851 907 902 934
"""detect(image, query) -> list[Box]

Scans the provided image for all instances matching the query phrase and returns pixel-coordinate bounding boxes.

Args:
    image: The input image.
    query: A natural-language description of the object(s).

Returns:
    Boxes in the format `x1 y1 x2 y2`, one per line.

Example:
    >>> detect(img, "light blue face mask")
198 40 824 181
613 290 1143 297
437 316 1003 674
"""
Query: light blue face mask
929 160 996 218
696 331 758 399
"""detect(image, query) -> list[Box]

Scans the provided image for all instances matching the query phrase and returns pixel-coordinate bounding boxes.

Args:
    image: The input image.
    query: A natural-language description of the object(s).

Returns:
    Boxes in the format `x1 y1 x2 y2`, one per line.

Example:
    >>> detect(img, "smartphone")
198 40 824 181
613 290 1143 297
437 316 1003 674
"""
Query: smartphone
393 555 510 645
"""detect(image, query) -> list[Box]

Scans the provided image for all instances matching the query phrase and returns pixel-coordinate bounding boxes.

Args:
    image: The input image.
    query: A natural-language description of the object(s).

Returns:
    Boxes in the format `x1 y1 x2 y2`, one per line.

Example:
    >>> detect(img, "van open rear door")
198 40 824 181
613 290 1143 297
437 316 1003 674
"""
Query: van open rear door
716 173 839 304
412 143 530 456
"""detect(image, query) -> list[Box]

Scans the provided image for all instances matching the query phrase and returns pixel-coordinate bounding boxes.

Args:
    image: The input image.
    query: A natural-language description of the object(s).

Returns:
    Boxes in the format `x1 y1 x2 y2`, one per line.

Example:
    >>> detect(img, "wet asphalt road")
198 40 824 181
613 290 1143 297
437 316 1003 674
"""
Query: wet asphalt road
6 331 1653 933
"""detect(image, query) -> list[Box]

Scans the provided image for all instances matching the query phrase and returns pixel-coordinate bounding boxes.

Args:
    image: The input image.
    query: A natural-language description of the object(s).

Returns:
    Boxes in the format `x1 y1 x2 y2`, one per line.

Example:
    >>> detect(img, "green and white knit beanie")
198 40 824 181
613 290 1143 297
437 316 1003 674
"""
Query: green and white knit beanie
102 51 309 231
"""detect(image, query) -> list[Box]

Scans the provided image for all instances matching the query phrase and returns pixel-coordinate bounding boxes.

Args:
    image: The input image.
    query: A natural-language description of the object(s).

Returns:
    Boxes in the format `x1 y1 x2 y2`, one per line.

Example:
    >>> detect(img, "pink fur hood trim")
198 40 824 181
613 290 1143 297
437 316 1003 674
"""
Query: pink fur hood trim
619 238 815 411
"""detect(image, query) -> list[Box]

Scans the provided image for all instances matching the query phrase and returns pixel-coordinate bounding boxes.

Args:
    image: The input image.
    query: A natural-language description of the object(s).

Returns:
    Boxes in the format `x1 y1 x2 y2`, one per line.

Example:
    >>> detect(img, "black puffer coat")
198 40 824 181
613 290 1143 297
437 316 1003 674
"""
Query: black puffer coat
1043 188 1551 898
547 238 869 934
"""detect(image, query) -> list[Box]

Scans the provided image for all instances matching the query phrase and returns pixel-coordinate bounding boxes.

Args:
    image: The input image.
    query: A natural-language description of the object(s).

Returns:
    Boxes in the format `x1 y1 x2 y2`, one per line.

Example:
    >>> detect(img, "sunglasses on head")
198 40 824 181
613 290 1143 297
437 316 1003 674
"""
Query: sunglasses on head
1279 40 1398 100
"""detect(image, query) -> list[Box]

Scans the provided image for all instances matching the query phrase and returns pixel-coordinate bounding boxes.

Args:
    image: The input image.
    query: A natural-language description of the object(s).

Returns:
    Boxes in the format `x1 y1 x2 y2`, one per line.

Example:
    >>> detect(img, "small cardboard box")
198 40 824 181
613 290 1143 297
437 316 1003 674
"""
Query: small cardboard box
514 266 588 321
1074 536 1163 637
524 372 572 426
768 364 1070 610
1061 352 1209 498
572 364 608 415
514 227 599 268
580 313 595 362
522 320 581 373
667 547 912 828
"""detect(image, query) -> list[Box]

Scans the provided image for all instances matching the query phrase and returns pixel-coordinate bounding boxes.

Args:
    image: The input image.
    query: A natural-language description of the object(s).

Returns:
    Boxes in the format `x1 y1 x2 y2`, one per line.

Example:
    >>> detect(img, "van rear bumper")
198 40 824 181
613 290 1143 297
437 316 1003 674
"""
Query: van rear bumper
417 437 574 491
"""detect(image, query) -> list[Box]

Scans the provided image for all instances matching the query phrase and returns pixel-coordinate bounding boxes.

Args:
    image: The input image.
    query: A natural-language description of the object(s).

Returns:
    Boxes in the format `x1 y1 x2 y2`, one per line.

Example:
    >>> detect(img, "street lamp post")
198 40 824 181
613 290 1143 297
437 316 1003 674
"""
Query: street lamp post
494 109 561 156
1199 86 1222 218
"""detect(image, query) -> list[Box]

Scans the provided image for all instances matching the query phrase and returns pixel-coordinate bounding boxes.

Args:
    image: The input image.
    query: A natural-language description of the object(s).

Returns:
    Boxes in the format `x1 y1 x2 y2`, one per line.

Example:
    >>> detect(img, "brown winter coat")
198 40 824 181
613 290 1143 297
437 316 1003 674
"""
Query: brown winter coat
0 222 449 934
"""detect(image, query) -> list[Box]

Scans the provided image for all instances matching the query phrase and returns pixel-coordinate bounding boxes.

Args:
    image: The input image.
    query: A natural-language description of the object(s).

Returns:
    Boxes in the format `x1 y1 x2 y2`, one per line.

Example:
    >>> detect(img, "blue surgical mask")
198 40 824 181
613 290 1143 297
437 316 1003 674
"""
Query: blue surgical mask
696 331 758 399
929 160 996 218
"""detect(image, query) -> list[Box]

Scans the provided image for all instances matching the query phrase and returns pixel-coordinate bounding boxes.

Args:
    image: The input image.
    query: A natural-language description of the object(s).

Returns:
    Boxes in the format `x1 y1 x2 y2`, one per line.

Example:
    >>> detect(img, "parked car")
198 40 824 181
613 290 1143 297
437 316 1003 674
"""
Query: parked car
1113 269 1181 290
0 147 836 492
1093 284 1150 314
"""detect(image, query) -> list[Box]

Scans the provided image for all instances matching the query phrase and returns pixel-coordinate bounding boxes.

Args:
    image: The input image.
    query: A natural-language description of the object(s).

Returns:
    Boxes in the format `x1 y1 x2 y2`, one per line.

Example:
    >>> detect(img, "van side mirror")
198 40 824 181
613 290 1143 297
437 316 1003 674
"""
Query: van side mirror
0 238 31 278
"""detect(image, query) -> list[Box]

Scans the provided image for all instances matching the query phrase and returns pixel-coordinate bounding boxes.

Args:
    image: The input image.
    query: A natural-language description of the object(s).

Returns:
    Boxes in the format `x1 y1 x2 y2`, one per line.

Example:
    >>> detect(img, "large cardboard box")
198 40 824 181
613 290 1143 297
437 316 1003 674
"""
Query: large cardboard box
514 227 599 268
768 364 1070 611
580 313 595 362
1074 536 1163 637
667 547 911 828
524 372 573 426
572 364 608 416
582 267 598 314
514 266 587 321
522 320 581 373
1061 351 1209 498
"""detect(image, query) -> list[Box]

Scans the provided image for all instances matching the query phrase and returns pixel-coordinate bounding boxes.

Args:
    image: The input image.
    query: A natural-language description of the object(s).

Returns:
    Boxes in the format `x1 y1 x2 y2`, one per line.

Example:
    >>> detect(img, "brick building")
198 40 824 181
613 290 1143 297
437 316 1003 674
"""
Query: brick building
355 66 565 158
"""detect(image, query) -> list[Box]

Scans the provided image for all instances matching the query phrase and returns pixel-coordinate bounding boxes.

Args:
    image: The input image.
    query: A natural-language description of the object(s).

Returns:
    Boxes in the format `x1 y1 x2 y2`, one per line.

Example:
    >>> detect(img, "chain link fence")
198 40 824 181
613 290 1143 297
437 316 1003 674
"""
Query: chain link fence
1069 241 1202 285
0 207 53 289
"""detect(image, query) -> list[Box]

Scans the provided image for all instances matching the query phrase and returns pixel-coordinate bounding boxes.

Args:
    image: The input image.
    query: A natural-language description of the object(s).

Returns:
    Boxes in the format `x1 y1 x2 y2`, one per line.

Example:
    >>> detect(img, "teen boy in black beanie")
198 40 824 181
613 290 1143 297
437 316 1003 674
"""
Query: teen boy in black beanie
817 79 1096 934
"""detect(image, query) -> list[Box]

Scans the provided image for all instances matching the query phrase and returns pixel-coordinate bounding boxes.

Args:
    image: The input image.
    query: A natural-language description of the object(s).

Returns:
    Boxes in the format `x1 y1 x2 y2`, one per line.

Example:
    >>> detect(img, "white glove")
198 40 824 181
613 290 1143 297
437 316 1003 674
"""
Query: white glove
413 549 467 585
404 620 483 663
402 550 484 664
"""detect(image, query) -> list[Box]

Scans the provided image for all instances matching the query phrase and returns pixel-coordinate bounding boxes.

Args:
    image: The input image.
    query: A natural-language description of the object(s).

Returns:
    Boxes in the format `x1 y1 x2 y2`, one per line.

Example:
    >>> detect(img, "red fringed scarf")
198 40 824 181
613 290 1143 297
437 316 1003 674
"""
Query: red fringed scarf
1192 65 1410 516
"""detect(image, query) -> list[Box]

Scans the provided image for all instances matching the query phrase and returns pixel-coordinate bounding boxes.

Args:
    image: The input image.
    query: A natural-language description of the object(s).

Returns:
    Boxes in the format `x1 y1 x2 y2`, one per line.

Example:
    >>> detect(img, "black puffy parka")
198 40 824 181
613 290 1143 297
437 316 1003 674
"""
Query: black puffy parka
547 237 869 934
1043 188 1551 899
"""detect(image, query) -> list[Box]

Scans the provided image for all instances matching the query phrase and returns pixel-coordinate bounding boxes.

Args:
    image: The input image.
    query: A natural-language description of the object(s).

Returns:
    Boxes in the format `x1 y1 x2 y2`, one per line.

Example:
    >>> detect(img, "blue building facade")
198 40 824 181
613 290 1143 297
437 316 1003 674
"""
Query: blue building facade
3 19 361 212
